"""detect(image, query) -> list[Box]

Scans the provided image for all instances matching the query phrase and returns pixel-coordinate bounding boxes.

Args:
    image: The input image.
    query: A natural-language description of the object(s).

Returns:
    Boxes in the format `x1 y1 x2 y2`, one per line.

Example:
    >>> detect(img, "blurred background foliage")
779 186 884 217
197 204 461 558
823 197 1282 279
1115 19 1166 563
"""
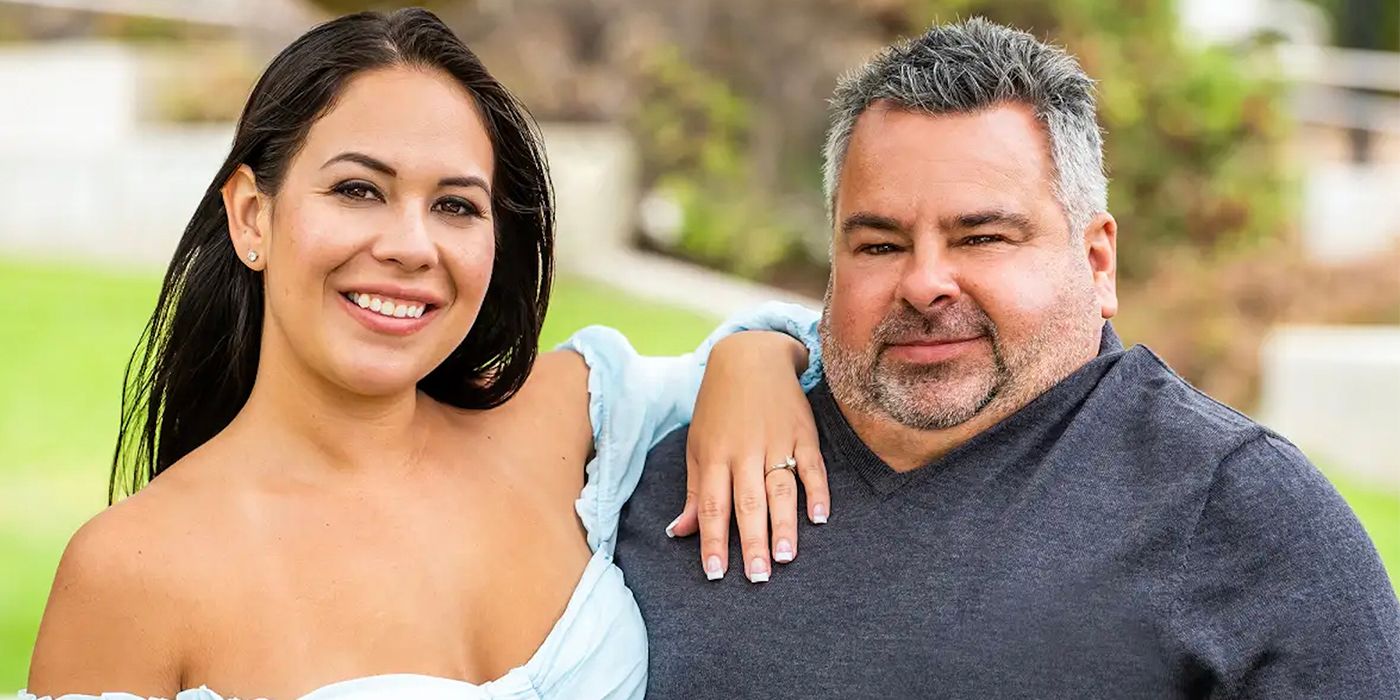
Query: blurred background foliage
353 0 1392 410
428 0 1301 286
1 0 1393 410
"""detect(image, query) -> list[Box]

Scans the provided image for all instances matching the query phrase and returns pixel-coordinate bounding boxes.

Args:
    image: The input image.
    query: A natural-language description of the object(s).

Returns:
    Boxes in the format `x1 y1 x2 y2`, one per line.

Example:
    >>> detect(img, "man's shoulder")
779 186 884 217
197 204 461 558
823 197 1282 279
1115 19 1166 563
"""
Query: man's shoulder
1076 344 1327 500
1105 352 1397 638
626 425 692 521
645 424 692 468
1109 344 1267 439
1203 431 1357 536
1087 344 1309 475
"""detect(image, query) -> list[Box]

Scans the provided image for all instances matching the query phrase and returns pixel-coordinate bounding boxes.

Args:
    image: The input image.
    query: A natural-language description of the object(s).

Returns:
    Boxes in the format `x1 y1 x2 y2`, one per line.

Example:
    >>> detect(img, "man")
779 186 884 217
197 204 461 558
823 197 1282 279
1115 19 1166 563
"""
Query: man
615 17 1400 698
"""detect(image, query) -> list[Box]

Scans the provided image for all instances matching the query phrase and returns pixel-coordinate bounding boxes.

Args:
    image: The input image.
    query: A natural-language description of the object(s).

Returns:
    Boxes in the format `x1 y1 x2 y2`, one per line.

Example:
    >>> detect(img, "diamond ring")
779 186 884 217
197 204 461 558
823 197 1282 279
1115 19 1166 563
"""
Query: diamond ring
766 455 797 477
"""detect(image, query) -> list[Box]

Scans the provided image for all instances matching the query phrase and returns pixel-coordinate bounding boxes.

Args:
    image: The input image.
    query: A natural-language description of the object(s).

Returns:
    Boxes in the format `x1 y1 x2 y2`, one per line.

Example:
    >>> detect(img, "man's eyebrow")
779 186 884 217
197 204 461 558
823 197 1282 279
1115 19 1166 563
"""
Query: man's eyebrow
841 211 907 236
944 210 1035 234
946 207 1036 229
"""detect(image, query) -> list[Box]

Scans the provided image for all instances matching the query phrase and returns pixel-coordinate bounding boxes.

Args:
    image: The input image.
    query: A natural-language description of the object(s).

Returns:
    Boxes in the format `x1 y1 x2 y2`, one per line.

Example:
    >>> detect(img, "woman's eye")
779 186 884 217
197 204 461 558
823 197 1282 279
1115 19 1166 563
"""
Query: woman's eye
434 197 480 218
332 181 382 201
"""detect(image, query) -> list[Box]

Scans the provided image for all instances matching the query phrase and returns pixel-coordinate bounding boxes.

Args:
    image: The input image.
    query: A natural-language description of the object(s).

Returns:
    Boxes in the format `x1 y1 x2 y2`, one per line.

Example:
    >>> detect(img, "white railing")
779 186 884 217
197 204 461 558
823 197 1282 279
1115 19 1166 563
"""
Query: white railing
1276 44 1400 93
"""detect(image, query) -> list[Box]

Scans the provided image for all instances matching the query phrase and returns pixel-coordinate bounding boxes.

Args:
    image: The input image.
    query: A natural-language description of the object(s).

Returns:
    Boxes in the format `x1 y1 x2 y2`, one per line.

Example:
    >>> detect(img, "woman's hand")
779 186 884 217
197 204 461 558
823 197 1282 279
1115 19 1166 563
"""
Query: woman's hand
667 331 829 583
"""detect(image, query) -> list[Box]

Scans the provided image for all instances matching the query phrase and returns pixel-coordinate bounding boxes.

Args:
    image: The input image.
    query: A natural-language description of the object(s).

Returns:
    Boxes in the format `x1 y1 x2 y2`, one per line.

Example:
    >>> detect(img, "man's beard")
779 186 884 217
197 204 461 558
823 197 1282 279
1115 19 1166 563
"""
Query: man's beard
821 299 1011 430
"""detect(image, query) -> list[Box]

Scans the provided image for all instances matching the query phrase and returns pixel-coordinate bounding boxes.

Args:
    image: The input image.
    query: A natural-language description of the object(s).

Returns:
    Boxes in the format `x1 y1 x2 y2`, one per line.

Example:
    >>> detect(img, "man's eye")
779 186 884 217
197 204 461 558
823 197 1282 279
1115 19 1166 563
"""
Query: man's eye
858 243 900 255
962 235 1006 246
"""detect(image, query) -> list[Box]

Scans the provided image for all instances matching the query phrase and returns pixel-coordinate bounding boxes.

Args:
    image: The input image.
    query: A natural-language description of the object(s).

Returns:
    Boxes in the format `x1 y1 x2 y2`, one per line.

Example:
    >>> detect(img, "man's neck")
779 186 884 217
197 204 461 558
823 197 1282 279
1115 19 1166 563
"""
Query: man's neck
836 397 1012 472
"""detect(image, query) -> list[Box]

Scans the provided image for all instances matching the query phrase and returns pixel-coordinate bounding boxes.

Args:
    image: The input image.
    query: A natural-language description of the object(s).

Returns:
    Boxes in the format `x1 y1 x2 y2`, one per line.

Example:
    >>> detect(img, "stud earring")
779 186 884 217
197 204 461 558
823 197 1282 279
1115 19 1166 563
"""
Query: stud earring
247 250 259 263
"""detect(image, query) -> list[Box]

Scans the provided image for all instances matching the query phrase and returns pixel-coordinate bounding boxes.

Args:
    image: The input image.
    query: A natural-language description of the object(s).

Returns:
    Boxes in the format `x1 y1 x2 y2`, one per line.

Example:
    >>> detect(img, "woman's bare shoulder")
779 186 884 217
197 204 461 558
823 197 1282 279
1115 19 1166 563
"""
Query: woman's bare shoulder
524 349 590 404
485 350 592 446
26 465 217 694
49 455 227 601
46 442 250 611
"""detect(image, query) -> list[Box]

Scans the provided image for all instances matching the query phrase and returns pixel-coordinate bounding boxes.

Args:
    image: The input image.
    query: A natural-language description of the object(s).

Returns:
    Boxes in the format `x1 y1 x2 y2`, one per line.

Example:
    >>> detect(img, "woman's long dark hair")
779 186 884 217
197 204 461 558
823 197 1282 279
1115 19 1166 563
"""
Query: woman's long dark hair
110 8 554 503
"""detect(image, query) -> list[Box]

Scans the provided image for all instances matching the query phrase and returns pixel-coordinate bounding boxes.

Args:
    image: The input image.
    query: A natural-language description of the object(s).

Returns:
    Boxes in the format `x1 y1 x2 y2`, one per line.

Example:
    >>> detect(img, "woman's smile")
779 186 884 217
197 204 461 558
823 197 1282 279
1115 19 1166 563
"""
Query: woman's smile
339 289 443 336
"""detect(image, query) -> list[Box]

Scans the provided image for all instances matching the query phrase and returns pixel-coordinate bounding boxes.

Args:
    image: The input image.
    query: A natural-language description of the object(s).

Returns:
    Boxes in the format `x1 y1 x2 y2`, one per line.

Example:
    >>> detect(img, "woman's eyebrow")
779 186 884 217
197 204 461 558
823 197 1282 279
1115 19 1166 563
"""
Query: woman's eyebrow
322 151 396 176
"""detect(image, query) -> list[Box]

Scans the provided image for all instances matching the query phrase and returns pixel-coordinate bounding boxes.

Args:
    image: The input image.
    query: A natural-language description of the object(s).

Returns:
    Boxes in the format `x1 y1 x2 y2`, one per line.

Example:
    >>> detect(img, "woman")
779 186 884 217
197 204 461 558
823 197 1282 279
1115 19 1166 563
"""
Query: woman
24 8 824 700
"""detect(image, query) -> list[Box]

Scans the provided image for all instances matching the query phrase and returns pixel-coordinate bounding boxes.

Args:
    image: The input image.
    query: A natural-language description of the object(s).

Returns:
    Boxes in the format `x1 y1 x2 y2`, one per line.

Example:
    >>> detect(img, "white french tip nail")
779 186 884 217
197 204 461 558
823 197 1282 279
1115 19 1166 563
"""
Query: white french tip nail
812 504 829 524
664 516 680 538
705 555 724 581
774 538 794 563
748 557 770 583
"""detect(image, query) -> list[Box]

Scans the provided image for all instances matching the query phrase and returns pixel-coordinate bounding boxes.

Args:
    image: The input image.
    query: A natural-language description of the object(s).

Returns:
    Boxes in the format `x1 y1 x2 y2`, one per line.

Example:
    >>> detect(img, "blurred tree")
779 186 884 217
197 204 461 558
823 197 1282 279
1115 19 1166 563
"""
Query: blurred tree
303 0 1295 287
1304 0 1400 51
265 1 1395 409
886 0 1295 279
628 0 1296 283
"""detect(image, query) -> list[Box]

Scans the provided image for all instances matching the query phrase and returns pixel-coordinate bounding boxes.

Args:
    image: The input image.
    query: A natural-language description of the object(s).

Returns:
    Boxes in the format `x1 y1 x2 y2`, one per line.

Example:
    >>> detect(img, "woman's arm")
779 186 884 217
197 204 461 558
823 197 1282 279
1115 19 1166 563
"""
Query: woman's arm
677 330 828 584
557 302 824 582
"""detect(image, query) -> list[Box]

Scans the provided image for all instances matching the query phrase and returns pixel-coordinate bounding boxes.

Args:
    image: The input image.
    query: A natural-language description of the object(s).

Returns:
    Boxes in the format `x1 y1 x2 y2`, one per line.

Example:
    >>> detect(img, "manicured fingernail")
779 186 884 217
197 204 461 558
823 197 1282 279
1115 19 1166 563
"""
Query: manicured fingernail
774 539 794 563
812 503 828 524
705 555 724 581
748 557 770 583
664 516 680 538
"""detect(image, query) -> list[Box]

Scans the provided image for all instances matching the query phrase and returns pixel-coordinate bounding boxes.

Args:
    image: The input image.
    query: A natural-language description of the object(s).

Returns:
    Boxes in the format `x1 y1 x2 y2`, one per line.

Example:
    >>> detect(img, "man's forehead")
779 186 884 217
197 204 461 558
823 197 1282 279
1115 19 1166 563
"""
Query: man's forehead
847 101 1049 170
837 102 1055 221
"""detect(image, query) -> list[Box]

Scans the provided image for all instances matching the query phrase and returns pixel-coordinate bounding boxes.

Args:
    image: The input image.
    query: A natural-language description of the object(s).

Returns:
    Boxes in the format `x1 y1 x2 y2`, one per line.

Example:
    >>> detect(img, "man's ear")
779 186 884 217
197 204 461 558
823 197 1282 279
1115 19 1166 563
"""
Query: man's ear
1082 212 1118 319
222 164 271 270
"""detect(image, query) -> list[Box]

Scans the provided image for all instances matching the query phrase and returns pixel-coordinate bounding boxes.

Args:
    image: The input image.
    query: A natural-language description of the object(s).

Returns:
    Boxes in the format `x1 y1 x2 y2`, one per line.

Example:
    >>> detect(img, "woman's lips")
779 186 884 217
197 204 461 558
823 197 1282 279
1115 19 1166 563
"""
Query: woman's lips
339 292 438 336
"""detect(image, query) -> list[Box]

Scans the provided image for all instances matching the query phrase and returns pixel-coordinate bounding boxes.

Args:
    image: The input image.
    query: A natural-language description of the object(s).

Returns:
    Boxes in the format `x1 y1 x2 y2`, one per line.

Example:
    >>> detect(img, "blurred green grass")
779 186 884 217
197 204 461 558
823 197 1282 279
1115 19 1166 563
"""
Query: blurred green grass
1 258 1396 689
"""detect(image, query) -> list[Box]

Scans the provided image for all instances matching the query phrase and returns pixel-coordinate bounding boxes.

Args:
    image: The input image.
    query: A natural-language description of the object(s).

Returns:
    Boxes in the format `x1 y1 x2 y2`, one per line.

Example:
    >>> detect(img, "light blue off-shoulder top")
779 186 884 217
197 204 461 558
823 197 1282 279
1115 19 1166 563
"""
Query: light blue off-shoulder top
20 302 822 700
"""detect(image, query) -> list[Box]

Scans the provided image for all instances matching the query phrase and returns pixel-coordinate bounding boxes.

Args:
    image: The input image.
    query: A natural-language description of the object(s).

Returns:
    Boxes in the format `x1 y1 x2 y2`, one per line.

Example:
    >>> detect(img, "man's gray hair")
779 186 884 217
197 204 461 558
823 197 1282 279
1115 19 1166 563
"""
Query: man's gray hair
822 17 1107 235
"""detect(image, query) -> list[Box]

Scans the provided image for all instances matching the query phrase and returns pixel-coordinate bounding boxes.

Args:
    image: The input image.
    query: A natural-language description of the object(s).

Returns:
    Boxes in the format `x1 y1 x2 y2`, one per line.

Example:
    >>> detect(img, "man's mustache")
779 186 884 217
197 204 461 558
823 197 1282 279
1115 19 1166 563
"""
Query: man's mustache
871 304 996 348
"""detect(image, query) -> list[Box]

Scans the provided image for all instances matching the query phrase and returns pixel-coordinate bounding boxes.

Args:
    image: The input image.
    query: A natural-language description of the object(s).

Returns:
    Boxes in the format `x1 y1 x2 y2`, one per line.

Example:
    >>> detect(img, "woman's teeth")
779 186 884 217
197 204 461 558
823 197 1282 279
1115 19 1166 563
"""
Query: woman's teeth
347 293 426 319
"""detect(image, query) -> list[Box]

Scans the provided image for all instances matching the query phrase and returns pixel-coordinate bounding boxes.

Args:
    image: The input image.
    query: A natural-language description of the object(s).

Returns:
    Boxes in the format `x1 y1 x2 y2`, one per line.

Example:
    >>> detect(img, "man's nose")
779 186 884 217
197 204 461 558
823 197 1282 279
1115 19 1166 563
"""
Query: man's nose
897 245 961 309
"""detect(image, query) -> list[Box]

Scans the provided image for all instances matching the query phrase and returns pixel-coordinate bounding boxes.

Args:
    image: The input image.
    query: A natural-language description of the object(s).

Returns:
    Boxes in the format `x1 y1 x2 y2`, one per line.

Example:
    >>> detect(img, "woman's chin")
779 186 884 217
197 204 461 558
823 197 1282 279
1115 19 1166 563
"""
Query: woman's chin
331 360 428 399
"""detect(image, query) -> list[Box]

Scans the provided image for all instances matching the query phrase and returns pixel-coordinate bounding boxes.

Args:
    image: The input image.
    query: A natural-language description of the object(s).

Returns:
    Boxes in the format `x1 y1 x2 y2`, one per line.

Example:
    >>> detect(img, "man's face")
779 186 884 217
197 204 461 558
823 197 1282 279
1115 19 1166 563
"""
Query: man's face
821 102 1116 431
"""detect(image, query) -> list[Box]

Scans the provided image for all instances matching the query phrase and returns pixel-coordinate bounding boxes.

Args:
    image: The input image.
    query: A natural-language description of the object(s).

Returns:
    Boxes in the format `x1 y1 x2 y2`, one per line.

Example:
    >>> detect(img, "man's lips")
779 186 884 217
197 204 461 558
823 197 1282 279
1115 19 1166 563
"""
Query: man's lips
882 336 985 363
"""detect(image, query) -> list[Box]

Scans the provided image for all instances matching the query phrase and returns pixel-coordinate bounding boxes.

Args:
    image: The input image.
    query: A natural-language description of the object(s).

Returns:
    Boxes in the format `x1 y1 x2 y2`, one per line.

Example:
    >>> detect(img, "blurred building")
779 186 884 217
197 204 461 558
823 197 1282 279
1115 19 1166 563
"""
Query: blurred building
1182 0 1400 490
0 0 813 315
1181 0 1400 261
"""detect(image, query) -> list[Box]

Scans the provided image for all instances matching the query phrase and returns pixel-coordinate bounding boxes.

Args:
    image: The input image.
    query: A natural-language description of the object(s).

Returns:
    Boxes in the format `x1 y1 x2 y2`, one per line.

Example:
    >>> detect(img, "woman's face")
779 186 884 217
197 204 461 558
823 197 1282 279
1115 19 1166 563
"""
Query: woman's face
257 65 497 397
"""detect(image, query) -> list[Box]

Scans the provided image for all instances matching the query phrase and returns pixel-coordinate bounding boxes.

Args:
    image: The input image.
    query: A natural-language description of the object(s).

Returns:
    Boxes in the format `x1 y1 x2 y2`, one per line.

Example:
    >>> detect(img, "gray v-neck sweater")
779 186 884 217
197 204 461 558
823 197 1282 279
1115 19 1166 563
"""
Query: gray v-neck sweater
616 326 1400 698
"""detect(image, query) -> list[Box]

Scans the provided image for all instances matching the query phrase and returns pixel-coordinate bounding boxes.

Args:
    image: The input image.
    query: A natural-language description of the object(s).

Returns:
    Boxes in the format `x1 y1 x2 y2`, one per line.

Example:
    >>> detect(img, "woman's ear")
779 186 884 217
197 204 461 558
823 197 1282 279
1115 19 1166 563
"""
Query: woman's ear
222 164 271 270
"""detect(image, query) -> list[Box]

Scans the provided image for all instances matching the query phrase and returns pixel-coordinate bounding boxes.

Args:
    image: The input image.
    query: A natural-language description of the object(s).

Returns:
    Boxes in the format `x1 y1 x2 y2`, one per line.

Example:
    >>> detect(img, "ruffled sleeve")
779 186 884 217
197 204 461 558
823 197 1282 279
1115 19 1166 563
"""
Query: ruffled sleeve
556 301 821 556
